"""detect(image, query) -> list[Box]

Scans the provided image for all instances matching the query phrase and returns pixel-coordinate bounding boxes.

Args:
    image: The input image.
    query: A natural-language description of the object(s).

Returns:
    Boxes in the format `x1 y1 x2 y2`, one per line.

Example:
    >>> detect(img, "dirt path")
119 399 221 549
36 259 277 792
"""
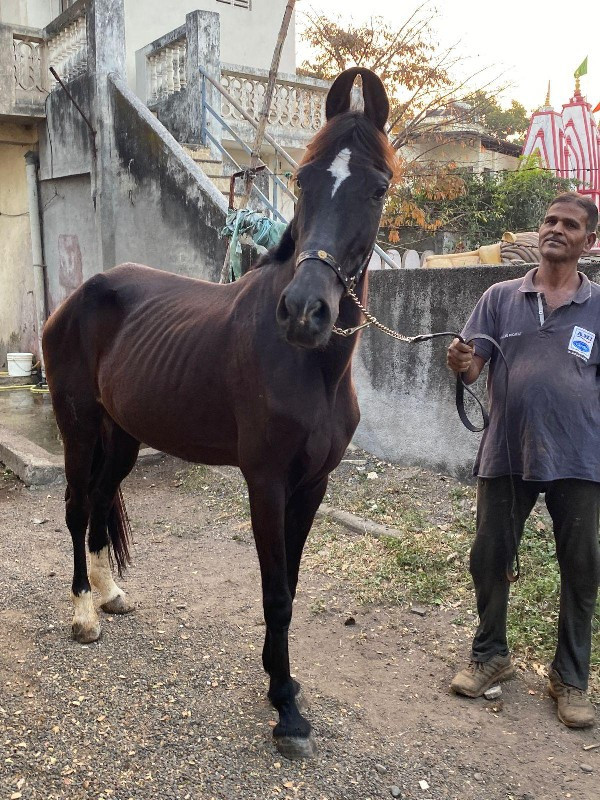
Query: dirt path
0 458 598 800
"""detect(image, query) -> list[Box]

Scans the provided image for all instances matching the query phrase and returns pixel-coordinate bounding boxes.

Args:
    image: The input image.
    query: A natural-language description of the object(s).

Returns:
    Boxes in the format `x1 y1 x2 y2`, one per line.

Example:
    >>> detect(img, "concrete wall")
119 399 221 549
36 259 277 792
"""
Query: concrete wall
126 0 296 94
36 0 229 312
35 72 96 313
37 75 228 298
39 174 97 314
353 263 600 478
108 76 227 280
0 121 38 366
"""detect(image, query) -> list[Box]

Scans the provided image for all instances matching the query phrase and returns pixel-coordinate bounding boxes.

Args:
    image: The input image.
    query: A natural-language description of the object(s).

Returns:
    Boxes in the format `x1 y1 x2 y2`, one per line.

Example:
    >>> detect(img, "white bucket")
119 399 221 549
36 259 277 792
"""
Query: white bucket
7 352 33 377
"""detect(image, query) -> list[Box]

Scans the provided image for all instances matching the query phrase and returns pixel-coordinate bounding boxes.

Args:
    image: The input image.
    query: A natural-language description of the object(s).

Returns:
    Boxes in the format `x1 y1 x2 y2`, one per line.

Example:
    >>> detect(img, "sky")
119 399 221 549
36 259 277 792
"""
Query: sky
294 0 600 115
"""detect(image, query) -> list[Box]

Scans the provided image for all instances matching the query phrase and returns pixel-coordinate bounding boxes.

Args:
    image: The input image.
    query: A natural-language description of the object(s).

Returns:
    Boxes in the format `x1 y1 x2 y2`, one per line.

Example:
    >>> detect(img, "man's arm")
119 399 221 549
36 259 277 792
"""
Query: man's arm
447 338 485 385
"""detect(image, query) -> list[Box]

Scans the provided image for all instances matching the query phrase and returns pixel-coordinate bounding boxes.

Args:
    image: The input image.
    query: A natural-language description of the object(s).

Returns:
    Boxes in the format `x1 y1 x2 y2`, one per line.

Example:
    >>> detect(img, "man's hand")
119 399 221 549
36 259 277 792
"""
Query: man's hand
447 338 474 373
447 338 484 385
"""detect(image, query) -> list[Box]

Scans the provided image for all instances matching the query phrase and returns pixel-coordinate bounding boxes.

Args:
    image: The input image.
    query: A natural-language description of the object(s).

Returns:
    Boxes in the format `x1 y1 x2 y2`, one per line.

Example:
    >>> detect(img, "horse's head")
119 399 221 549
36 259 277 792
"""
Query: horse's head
276 67 397 349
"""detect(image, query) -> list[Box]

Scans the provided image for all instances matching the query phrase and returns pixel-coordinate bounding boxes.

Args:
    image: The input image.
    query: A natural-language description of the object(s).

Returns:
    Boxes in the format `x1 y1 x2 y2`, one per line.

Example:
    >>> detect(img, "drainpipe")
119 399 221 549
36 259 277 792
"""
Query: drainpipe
24 151 47 380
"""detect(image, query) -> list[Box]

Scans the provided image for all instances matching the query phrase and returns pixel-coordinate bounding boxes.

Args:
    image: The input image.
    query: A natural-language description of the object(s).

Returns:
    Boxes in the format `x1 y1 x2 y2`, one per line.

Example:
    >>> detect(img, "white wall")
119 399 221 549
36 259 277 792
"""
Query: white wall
126 0 296 90
0 0 61 27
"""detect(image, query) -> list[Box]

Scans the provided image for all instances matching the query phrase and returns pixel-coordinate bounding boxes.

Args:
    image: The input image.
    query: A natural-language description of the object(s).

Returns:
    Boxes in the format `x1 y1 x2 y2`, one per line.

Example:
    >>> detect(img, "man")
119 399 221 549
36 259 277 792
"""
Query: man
447 192 599 728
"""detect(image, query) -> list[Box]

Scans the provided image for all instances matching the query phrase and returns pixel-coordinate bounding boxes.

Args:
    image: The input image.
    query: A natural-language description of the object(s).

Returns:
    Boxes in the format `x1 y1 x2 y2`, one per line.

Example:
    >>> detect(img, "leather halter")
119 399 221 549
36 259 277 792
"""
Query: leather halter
295 249 370 293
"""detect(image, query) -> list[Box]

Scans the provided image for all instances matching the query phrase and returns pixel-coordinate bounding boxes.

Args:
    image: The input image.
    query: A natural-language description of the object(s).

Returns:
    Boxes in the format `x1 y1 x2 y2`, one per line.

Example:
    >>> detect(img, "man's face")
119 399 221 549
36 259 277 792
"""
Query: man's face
538 202 597 263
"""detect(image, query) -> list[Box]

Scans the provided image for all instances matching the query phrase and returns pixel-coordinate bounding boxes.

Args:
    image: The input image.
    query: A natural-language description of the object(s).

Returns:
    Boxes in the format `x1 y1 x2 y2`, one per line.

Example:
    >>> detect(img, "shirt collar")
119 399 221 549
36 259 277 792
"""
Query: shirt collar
518 267 592 304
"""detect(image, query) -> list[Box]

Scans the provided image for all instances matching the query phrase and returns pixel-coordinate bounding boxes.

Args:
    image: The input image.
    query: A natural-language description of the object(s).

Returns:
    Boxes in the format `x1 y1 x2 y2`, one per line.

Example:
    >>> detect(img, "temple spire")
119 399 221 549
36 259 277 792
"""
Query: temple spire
544 80 551 108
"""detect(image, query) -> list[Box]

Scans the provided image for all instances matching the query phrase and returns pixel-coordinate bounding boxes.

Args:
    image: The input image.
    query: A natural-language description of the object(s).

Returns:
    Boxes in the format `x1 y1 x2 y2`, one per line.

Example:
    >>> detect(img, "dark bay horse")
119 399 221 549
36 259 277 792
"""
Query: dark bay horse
42 67 398 759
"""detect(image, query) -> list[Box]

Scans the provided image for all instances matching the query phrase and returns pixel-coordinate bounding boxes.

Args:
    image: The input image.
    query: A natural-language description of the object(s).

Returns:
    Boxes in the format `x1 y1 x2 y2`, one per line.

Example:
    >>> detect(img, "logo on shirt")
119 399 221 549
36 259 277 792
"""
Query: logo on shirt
568 325 595 361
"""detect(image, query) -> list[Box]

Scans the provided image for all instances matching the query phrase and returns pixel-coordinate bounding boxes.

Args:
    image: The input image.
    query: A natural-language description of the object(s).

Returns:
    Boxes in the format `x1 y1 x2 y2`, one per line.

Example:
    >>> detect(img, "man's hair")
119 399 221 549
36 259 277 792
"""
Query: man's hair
548 192 598 233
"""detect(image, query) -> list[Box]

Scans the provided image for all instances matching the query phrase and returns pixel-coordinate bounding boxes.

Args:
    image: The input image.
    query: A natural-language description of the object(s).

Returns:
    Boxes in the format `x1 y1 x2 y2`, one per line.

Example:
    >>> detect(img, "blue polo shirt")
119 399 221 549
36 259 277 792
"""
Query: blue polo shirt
462 268 600 482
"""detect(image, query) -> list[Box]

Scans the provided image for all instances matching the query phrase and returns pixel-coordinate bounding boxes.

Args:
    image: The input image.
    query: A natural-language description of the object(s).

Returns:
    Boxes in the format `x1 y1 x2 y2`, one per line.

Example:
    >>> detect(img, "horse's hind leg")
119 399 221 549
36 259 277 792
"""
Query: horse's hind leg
88 421 140 615
59 407 104 643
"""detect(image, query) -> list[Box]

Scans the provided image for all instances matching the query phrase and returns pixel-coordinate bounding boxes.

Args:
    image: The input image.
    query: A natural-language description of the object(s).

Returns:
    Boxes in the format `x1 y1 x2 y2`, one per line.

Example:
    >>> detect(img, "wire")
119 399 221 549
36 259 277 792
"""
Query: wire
267 165 600 178
0 210 29 217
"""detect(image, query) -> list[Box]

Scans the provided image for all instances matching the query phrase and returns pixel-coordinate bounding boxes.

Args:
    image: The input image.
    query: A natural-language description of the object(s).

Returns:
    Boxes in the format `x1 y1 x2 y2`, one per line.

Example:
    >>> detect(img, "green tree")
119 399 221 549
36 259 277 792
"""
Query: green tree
298 7 504 150
466 90 530 142
385 156 575 248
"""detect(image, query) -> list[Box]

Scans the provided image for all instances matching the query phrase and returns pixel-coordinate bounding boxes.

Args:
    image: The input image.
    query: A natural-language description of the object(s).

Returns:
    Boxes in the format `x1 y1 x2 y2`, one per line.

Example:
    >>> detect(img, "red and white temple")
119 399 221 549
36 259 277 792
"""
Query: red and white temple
522 79 600 214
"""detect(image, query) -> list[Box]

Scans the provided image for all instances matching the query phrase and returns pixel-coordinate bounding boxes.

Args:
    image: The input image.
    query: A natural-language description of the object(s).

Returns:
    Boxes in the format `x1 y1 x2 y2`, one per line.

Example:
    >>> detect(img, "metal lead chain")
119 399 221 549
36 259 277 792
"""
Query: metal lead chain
332 286 413 342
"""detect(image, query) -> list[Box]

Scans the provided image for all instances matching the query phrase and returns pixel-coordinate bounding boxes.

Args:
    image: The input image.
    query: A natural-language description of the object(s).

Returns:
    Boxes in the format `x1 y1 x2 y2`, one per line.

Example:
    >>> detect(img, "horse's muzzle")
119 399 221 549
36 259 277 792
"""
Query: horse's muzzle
276 292 332 348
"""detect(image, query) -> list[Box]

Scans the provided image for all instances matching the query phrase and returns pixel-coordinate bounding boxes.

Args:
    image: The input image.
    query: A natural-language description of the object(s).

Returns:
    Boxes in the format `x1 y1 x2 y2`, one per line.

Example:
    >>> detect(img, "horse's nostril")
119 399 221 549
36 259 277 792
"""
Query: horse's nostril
307 300 330 329
276 293 292 325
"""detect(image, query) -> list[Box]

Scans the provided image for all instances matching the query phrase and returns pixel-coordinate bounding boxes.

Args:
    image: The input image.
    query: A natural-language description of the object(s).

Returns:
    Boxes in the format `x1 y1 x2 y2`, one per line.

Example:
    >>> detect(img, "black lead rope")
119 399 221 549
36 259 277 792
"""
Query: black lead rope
410 330 519 582
299 249 520 581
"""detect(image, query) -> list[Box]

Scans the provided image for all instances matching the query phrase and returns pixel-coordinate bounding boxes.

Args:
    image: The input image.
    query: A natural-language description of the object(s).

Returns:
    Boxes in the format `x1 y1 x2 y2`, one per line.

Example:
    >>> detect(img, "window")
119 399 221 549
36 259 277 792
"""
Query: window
216 0 251 9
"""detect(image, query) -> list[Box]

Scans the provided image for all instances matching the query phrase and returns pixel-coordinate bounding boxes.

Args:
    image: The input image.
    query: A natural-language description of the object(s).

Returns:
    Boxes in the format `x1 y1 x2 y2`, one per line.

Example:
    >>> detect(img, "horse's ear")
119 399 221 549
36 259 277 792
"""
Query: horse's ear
325 67 389 132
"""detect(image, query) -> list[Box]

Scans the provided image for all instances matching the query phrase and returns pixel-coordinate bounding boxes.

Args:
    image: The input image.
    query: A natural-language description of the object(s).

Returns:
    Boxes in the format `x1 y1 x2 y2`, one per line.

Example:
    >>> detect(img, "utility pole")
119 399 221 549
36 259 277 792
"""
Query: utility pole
220 0 296 282
240 0 296 206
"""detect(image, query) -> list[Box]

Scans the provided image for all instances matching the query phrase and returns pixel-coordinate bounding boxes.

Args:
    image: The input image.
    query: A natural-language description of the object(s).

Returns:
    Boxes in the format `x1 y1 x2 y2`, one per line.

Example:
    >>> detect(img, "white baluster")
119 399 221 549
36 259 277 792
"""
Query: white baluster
179 42 187 89
221 75 231 118
57 29 66 77
66 23 76 80
76 17 86 76
148 54 157 103
155 52 164 99
59 29 68 77
27 42 37 91
172 44 181 93
165 46 175 95
270 83 281 124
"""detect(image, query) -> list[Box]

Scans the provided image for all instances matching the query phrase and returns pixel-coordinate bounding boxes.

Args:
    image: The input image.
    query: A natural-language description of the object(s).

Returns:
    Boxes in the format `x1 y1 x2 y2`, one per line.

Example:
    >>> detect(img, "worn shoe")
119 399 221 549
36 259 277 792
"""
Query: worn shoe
450 653 515 698
547 667 595 729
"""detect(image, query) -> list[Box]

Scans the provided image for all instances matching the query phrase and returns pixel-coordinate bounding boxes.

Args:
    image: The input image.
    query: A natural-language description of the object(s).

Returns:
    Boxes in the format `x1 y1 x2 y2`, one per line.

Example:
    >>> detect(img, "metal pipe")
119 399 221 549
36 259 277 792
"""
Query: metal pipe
24 151 47 378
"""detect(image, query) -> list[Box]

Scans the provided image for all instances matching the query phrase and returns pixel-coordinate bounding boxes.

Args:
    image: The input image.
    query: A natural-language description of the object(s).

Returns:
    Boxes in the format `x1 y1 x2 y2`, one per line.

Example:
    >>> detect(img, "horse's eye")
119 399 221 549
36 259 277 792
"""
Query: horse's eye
373 186 388 201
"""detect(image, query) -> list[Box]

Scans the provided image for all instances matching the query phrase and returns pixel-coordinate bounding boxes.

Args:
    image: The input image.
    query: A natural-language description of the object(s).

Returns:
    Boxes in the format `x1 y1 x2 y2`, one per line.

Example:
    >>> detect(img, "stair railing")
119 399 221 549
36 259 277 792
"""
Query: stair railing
199 65 398 269
200 66 295 222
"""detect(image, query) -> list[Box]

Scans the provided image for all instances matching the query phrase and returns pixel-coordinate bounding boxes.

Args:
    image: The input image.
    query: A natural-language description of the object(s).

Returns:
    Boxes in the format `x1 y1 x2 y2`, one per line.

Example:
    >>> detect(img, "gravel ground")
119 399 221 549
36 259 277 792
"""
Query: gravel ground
0 457 599 800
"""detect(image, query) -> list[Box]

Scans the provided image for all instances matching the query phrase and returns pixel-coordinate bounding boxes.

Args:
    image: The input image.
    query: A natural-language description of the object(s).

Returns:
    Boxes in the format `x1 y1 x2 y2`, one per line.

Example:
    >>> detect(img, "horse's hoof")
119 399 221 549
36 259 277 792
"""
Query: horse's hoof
274 733 317 760
72 621 101 643
100 594 135 615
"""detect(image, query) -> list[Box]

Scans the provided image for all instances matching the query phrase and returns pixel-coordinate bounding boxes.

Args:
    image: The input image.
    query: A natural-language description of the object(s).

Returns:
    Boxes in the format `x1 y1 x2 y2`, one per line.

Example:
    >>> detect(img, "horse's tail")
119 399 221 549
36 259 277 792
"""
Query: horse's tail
89 438 133 576
107 488 132 576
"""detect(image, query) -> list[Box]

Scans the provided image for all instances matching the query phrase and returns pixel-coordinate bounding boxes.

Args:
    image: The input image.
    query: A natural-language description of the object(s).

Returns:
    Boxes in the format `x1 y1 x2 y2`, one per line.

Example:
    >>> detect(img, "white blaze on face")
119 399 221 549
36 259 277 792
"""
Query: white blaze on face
89 547 124 604
327 148 352 197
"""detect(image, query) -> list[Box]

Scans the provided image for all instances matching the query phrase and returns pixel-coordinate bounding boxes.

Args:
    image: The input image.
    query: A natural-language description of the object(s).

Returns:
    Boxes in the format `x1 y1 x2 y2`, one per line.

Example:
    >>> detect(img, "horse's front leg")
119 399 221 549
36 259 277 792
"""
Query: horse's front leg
246 475 315 759
262 476 329 696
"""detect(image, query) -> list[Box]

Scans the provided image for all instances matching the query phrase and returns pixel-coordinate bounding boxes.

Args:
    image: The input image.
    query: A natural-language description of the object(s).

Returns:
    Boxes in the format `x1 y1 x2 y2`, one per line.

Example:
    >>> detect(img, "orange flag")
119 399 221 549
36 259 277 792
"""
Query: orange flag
593 101 600 113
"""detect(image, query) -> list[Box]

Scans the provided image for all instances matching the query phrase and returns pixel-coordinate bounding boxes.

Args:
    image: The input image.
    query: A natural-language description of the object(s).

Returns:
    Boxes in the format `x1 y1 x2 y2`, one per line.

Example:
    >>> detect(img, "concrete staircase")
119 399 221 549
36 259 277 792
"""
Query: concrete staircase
181 145 233 205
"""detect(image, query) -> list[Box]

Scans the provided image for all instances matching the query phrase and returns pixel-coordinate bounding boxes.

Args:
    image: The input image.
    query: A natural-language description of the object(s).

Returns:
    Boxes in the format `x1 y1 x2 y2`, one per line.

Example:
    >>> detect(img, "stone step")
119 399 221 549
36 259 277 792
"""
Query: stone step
0 374 35 387
210 175 232 193
181 144 220 164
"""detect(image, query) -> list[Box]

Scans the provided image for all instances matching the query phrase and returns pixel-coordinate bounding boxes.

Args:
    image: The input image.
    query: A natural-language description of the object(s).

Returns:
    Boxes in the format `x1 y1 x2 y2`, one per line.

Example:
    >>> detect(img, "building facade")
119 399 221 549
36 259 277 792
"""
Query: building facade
522 81 600 211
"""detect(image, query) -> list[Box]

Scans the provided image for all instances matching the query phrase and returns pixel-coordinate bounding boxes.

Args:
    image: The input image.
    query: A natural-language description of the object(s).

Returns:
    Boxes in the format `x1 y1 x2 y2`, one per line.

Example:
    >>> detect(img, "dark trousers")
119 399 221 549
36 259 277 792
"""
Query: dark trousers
471 476 600 690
